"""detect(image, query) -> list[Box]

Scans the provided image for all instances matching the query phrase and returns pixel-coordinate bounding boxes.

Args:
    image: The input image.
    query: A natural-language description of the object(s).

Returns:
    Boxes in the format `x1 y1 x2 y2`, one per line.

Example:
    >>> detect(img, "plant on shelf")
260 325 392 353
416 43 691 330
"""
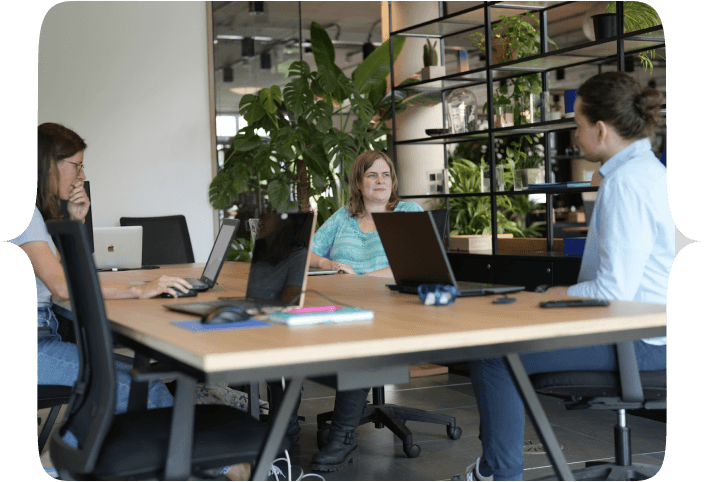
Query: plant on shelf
605 1 663 73
441 157 542 238
447 141 544 238
468 12 558 127
209 22 411 227
423 39 438 67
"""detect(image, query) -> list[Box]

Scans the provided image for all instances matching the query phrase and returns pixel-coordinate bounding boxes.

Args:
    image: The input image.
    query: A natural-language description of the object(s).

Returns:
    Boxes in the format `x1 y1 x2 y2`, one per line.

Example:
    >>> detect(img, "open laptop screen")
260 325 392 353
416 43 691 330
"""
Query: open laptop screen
201 219 239 287
245 212 315 304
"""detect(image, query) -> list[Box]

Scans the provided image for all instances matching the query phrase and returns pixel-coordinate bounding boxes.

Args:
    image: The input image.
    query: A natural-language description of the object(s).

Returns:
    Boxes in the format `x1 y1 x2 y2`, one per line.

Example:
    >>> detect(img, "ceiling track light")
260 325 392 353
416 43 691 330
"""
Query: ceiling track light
223 66 233 83
249 2 264 15
260 53 271 70
242 37 255 58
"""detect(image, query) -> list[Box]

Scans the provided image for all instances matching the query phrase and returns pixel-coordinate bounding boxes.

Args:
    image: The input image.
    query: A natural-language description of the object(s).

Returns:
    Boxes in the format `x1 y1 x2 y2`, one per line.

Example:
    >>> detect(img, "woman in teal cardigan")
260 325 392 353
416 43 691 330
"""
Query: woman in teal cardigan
301 150 422 472
310 150 422 277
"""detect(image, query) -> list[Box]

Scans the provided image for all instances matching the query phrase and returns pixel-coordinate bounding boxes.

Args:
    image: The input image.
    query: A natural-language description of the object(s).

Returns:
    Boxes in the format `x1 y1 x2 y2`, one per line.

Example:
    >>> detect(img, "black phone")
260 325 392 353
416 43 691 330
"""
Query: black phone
540 299 610 308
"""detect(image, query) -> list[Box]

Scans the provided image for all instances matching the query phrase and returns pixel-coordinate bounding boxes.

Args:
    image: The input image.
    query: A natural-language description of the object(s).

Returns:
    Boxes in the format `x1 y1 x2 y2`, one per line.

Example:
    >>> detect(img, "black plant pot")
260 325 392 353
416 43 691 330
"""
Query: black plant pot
592 13 619 40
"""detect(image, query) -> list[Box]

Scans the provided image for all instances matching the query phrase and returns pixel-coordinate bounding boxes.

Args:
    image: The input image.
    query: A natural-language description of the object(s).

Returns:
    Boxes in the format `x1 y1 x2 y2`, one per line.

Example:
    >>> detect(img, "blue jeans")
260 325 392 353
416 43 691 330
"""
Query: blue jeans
468 341 666 481
38 307 173 447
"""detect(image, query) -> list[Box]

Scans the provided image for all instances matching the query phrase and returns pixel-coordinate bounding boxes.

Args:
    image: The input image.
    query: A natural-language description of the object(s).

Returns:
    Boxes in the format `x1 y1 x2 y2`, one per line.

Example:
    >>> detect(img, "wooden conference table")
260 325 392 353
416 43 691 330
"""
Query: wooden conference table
73 261 665 480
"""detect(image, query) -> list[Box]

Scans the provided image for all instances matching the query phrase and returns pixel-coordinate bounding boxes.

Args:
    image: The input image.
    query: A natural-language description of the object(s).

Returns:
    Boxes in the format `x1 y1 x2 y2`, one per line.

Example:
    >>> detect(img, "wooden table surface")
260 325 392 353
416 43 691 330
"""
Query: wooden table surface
97 262 666 376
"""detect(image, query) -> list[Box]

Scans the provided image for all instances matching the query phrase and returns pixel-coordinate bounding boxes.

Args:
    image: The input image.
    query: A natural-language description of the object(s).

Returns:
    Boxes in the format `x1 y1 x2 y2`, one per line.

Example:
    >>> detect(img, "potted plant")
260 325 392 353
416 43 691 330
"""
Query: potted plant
421 38 445 81
468 12 557 65
209 22 408 231
592 2 663 72
468 12 557 128
503 134 546 190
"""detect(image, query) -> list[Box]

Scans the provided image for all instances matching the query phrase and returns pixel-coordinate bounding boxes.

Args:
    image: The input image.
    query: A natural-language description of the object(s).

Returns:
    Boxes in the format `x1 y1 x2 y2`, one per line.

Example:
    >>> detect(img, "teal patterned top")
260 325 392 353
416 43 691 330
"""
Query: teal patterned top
312 201 423 274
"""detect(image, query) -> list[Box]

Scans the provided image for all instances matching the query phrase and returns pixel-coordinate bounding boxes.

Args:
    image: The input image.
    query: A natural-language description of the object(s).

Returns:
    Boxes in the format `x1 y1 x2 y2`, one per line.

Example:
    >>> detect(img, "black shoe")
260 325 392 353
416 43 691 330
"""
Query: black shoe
310 430 360 472
286 419 301 444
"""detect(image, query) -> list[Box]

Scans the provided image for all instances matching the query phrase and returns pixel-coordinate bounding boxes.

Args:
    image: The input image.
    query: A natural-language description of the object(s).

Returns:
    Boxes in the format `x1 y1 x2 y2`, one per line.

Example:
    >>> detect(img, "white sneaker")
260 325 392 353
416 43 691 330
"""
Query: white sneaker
450 457 493 481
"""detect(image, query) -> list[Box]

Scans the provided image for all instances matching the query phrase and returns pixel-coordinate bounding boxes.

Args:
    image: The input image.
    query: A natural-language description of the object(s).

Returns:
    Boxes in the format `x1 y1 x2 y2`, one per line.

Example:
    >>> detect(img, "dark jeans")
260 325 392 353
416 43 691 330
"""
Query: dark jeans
468 341 666 481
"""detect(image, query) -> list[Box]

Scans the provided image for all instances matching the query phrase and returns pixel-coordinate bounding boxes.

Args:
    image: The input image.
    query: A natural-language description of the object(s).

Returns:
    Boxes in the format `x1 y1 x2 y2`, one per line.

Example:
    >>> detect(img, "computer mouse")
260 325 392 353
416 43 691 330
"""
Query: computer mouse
159 289 198 298
200 306 250 325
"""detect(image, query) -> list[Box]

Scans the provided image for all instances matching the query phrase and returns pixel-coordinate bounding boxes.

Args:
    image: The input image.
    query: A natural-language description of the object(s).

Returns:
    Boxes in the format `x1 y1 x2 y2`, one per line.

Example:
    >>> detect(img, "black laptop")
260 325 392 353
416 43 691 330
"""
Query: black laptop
182 218 240 292
372 211 524 296
166 212 316 316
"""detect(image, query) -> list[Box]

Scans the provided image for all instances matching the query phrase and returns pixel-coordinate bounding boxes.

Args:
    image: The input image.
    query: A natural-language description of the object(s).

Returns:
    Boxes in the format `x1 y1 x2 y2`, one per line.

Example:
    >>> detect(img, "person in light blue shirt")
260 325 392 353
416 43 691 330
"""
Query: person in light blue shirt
454 73 670 481
305 150 422 472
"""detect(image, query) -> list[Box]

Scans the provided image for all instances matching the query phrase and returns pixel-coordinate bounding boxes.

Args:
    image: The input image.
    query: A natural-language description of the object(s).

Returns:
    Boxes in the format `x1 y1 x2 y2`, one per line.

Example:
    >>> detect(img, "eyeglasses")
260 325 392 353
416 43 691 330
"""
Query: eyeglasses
63 160 85 174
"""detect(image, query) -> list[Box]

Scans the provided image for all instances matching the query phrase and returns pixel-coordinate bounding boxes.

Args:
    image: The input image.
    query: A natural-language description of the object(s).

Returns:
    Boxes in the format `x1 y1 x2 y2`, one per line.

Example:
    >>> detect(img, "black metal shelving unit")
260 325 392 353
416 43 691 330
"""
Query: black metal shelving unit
386 1 665 289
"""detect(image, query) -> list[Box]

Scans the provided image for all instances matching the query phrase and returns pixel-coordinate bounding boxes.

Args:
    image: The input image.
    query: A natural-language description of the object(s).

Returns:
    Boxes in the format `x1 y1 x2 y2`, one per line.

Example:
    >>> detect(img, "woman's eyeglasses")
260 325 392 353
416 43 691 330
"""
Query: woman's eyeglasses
63 160 85 174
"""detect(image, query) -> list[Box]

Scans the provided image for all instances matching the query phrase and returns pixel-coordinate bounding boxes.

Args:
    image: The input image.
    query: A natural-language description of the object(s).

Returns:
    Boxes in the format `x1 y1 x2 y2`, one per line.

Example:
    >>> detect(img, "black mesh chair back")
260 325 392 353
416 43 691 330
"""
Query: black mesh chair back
430 209 449 243
47 220 117 475
120 215 195 265
46 220 278 479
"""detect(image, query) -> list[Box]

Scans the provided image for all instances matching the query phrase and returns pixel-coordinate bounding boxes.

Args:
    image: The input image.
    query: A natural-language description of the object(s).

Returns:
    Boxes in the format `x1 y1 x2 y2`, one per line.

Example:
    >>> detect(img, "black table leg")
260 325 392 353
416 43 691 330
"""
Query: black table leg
251 378 303 481
504 353 575 481
164 373 196 480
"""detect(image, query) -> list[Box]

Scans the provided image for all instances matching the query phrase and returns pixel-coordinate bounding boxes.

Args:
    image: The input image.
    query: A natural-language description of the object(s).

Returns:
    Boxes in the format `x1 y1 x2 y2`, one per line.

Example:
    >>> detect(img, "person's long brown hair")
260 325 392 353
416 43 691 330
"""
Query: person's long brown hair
37 123 87 221
347 150 400 218
577 72 663 140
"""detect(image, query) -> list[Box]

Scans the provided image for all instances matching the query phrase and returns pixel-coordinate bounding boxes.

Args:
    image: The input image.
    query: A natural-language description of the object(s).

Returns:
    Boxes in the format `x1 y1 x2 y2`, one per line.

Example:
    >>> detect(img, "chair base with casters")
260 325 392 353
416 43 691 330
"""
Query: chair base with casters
316 386 461 458
530 366 666 481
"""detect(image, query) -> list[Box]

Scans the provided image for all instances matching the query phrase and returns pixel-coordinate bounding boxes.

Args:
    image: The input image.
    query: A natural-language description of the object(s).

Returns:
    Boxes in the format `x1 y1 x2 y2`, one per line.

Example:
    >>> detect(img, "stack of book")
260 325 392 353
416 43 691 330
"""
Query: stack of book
268 305 374 326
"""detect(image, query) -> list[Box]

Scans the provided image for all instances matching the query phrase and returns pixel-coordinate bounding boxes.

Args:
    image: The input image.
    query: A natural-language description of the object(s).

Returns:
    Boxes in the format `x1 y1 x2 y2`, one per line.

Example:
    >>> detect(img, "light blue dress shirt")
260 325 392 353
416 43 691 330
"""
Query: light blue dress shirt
567 138 673 345
312 201 423 274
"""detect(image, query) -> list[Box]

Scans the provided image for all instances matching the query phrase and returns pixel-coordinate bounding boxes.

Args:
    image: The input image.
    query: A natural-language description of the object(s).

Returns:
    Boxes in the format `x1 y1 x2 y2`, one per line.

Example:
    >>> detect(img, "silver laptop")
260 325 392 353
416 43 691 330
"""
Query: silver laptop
180 218 240 292
93 226 143 269
166 211 317 316
373 211 524 296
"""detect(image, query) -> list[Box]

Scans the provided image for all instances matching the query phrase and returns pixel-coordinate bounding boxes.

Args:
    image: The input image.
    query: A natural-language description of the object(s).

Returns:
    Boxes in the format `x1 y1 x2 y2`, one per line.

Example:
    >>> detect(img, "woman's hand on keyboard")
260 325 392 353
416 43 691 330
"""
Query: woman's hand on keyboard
132 276 193 299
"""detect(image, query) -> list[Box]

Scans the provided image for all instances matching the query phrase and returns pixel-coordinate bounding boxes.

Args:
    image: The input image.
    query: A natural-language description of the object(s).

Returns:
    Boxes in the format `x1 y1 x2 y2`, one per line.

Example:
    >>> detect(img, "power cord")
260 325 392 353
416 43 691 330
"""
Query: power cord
299 289 354 308
269 450 326 481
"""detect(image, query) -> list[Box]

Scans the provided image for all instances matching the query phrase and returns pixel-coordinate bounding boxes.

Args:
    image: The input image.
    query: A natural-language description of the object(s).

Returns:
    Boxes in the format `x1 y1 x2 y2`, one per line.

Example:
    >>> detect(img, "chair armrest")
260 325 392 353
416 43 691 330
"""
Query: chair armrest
615 342 644 403
129 366 187 384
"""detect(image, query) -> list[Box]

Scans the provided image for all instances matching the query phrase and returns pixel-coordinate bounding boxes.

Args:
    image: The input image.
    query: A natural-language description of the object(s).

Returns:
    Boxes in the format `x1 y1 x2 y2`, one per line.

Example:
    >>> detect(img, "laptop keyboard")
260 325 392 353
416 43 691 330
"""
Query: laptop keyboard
185 278 209 290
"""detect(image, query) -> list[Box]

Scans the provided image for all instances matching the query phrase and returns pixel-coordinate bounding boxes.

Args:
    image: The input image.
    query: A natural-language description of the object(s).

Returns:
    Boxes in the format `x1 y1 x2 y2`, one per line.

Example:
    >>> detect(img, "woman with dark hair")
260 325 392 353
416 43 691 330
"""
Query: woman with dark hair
309 150 422 277
452 72 672 481
13 124 194 446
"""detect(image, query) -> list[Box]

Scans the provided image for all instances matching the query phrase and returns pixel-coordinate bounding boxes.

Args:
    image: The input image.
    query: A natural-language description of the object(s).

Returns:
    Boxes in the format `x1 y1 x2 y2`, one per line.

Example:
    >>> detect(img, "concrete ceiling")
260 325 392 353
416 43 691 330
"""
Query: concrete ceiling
211 2 665 118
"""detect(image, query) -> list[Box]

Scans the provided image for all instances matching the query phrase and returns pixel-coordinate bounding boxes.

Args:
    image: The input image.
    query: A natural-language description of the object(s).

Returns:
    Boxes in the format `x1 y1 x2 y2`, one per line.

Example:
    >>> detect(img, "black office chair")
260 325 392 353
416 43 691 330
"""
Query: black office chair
430 208 449 246
120 215 195 265
47 220 274 480
530 342 665 480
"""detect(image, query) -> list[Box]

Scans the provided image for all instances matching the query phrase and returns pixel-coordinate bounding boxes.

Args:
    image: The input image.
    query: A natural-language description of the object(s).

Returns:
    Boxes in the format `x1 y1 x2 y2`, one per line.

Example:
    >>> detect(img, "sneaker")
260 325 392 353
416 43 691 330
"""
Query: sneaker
44 467 59 479
450 457 493 481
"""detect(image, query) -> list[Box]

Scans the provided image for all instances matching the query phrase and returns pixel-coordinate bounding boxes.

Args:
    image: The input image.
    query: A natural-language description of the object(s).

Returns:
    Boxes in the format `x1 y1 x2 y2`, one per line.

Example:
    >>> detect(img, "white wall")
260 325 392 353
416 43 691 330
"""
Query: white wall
38 1 216 262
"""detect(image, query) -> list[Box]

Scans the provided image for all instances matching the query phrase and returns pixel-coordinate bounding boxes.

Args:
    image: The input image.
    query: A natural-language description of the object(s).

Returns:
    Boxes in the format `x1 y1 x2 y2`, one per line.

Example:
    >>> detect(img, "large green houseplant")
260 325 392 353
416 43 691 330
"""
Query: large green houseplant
209 22 418 228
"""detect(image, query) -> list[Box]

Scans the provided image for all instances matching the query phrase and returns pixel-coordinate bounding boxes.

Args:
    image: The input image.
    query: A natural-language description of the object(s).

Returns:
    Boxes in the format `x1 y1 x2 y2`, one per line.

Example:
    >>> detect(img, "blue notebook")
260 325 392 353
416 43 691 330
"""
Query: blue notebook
267 307 374 326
